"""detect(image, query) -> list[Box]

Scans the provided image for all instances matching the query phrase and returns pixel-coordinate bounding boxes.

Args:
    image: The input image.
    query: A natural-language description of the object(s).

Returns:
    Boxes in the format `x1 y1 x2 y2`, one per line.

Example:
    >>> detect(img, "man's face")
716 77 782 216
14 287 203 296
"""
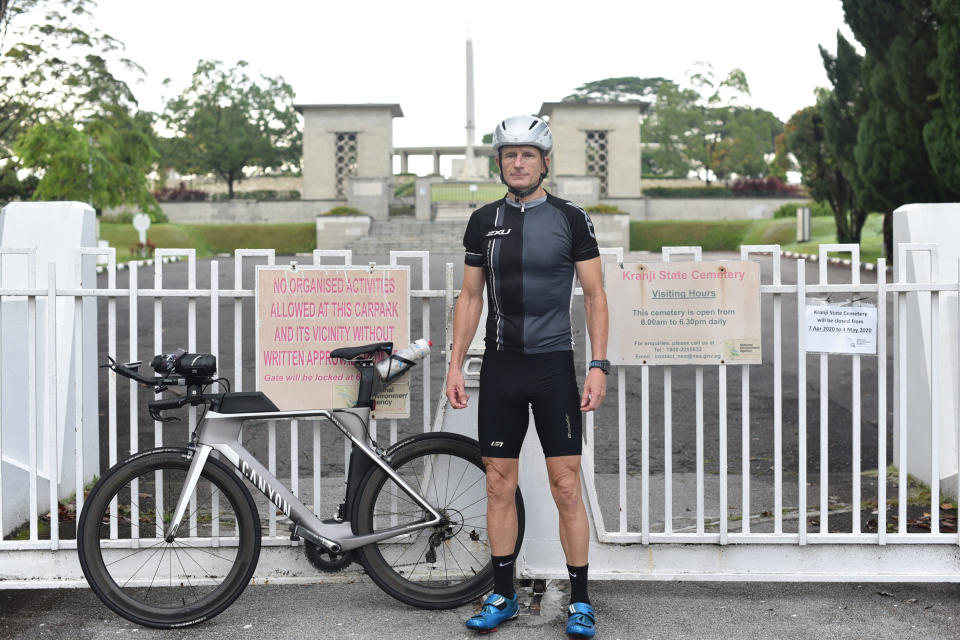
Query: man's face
496 145 550 191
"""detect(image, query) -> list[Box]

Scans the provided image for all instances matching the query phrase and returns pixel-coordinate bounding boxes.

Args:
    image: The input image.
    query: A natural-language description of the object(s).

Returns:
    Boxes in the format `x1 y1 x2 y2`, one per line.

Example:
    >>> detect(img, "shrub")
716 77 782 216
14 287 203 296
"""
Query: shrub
209 189 301 201
772 201 833 219
389 204 414 216
394 181 415 198
585 203 624 214
128 239 156 258
321 206 366 217
153 182 208 202
643 186 735 198
101 211 134 223
730 176 801 197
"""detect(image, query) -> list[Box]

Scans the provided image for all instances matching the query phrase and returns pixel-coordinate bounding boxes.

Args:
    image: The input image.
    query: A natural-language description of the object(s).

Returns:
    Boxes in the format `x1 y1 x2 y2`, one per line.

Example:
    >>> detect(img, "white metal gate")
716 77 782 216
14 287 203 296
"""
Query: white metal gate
515 243 960 582
1 243 958 586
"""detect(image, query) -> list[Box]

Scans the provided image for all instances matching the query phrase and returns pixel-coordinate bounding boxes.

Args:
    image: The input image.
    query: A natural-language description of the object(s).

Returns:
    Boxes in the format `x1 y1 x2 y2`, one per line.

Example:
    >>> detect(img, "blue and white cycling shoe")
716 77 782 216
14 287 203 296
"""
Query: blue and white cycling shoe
566 602 596 638
465 592 519 633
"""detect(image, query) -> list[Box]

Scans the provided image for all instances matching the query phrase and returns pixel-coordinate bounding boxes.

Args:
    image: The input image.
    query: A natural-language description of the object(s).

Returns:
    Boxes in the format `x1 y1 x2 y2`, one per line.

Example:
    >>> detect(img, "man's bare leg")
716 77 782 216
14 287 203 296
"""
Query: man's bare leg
483 457 520 556
546 455 588 565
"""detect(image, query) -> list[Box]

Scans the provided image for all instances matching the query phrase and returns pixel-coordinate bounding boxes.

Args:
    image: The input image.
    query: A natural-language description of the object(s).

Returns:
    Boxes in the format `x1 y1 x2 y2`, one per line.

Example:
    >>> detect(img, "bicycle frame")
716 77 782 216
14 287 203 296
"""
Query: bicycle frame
166 405 444 552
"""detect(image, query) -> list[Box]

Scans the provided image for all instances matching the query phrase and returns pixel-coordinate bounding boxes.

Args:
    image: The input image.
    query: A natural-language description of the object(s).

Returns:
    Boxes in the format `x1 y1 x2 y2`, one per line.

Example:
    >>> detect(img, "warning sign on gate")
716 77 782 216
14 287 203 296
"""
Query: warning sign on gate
605 261 762 366
255 265 410 417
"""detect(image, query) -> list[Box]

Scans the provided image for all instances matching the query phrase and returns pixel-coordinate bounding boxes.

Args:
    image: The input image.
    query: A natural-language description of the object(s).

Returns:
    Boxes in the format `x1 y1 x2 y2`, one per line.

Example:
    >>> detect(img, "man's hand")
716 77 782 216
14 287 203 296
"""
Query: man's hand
446 367 470 409
580 368 607 412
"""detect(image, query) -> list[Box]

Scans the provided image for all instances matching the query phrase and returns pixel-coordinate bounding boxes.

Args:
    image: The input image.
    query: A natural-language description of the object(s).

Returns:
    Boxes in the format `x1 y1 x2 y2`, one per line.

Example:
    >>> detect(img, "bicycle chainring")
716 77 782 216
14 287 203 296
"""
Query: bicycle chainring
304 540 354 572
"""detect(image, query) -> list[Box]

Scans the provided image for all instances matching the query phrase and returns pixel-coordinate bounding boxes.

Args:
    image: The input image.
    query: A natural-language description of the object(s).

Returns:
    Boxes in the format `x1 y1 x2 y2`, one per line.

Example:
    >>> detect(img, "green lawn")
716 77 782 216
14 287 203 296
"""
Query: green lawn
630 214 885 264
100 215 886 266
431 183 506 202
783 214 885 264
99 222 316 262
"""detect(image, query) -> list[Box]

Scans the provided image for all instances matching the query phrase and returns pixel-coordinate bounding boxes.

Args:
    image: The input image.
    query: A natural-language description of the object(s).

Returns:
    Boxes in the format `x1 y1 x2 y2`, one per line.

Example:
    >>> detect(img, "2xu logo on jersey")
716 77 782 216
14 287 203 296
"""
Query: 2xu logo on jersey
485 228 511 237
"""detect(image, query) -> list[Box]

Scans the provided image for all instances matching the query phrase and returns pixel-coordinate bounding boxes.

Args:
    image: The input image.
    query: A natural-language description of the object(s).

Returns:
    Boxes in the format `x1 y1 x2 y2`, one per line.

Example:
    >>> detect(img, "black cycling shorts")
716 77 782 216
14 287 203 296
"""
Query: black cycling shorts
477 349 582 459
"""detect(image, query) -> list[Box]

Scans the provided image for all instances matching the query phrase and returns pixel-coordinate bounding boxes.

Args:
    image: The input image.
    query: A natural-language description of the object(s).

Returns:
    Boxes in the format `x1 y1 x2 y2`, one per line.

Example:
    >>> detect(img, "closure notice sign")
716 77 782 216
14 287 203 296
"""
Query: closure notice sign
255 265 410 417
605 261 762 366
804 304 877 355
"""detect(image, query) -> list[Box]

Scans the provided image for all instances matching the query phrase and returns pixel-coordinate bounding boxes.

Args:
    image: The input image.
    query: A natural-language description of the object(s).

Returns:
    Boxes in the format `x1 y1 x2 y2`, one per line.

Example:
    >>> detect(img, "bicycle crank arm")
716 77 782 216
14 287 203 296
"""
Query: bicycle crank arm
164 444 212 541
291 524 342 554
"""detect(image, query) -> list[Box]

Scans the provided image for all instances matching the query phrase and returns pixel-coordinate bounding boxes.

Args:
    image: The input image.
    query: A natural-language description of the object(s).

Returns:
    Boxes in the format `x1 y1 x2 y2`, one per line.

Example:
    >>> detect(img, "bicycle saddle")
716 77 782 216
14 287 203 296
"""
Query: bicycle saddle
330 342 394 360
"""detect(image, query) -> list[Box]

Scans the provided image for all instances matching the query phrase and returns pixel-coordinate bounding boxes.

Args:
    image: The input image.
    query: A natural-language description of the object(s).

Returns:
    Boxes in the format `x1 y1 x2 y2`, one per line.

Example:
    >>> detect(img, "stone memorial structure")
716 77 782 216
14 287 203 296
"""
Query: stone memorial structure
296 103 403 220
539 101 644 215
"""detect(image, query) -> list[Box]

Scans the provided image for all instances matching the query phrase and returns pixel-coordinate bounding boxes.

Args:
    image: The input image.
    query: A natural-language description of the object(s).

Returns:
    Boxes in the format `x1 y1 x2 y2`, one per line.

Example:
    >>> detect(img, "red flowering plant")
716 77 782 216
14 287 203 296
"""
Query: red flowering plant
129 239 157 259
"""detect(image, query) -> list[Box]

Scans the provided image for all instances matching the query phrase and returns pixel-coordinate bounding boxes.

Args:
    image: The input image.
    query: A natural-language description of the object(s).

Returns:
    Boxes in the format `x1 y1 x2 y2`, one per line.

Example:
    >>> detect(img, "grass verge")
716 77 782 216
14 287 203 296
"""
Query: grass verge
99 222 316 262
630 214 885 264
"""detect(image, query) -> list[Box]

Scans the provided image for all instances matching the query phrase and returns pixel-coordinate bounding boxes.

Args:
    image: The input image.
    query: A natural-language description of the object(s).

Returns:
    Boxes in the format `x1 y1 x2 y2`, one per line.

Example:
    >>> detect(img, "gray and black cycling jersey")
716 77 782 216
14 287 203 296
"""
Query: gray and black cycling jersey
463 193 600 354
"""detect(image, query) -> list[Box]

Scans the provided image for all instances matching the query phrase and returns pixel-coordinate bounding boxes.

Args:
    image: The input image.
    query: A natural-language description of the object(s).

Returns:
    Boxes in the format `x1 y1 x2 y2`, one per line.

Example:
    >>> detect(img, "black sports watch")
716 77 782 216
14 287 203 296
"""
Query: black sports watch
589 359 611 375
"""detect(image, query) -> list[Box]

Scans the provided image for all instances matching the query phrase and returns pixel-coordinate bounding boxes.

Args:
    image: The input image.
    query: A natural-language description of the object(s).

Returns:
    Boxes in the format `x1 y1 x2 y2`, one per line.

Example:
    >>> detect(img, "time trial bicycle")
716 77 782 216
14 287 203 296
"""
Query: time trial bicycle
76 341 524 629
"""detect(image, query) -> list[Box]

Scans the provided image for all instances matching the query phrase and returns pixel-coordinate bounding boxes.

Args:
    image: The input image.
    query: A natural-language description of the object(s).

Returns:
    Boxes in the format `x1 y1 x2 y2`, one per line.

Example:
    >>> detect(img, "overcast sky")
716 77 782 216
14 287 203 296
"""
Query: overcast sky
92 0 856 173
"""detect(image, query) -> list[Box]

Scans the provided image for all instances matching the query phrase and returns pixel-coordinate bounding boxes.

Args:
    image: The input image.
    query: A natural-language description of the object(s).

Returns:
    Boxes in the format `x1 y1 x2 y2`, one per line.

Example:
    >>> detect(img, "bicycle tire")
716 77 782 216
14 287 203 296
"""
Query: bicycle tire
77 448 261 629
353 433 525 609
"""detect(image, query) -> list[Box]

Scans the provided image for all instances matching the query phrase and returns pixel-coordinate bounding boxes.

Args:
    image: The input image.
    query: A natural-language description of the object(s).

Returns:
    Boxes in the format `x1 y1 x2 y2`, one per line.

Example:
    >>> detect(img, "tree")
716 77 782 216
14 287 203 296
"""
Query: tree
785 101 863 244
922 0 960 199
15 103 161 217
642 80 702 176
0 0 143 161
723 107 785 178
563 76 668 107
841 0 955 257
566 67 782 180
682 64 754 184
814 32 869 244
0 161 38 204
161 60 301 198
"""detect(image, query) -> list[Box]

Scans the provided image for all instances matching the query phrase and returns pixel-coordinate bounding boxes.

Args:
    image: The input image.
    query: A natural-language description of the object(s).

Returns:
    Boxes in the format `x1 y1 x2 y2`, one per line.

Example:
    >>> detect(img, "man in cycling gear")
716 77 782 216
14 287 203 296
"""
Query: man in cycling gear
448 115 608 638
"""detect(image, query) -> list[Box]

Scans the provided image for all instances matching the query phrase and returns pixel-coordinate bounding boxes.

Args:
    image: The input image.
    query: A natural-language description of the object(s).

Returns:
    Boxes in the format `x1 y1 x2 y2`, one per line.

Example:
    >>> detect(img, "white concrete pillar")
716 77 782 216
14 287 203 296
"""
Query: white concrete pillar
0 201 99 536
893 203 960 499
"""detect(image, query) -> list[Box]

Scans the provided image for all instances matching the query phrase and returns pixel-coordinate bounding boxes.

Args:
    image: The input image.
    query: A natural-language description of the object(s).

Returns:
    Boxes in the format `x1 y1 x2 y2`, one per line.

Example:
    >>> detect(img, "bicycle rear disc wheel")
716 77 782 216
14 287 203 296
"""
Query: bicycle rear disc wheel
77 448 261 629
354 434 524 609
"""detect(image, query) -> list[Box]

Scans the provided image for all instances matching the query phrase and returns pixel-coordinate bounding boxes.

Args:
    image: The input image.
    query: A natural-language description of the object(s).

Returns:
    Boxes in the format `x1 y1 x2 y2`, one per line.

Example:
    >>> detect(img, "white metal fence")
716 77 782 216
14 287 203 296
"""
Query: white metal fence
1 243 959 585
0 249 444 568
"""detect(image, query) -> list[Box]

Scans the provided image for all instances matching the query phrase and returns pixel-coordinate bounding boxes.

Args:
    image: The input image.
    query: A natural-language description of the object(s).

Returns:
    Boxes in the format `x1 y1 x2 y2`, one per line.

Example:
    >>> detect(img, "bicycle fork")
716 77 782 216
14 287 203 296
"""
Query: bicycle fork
165 445 212 542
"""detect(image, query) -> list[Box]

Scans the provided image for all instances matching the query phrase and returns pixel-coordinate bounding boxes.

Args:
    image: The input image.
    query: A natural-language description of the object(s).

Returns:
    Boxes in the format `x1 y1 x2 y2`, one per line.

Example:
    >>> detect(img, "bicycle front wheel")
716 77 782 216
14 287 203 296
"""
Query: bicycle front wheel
354 433 525 609
77 448 261 629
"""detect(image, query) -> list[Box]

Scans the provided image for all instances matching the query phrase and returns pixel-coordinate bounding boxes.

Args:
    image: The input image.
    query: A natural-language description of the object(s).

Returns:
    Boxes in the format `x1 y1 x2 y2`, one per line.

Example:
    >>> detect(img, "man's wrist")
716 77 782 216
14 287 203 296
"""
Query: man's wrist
588 359 610 375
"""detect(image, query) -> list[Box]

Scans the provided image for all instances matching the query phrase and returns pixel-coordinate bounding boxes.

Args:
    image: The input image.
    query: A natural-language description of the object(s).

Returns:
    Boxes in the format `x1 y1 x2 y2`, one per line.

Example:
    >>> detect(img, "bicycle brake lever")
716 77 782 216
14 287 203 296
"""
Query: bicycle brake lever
149 407 181 423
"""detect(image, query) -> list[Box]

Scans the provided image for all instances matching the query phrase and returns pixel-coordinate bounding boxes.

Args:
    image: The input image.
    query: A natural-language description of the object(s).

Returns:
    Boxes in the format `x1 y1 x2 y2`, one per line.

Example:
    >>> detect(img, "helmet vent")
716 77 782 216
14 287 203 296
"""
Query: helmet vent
528 120 538 130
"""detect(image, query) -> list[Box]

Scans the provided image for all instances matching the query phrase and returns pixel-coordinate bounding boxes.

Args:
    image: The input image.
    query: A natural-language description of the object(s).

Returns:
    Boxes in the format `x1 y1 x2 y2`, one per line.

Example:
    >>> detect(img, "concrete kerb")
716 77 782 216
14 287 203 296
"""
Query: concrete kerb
782 249 892 272
95 255 184 274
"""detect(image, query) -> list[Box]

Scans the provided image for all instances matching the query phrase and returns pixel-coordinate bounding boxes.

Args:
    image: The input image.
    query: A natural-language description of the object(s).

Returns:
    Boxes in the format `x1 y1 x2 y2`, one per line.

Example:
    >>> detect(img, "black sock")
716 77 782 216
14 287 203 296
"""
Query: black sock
567 564 589 604
492 553 515 598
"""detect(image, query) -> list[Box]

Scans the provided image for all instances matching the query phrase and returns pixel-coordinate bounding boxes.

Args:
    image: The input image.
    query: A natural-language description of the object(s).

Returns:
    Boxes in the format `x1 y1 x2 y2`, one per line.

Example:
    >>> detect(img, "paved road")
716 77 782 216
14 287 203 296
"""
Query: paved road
2 578 958 639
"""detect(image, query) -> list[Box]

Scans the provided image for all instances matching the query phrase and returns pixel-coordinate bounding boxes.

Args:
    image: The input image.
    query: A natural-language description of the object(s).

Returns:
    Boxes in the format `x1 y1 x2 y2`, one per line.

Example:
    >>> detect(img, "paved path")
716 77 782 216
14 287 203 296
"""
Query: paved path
2 578 958 639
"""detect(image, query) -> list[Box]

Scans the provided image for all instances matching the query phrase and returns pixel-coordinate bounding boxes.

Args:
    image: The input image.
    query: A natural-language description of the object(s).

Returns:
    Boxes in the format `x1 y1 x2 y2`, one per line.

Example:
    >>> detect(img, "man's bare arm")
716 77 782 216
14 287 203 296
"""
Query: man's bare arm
446 265 485 409
575 256 608 411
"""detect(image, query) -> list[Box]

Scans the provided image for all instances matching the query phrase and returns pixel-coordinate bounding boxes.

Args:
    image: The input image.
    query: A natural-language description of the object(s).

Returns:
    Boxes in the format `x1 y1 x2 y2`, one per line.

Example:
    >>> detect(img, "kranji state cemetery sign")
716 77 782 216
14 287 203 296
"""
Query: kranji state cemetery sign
606 261 762 366
256 265 410 417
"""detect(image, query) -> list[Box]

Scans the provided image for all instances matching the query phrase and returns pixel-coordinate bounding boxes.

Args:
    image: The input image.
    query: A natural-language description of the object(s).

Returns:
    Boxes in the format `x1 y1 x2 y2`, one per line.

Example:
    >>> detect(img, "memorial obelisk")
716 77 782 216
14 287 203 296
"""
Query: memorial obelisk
454 34 488 179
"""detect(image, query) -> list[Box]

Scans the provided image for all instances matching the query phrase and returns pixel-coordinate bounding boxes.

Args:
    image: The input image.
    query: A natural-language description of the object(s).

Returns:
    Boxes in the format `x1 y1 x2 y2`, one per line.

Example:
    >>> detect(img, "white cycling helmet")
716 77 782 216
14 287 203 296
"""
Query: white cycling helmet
493 115 553 198
492 115 553 155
